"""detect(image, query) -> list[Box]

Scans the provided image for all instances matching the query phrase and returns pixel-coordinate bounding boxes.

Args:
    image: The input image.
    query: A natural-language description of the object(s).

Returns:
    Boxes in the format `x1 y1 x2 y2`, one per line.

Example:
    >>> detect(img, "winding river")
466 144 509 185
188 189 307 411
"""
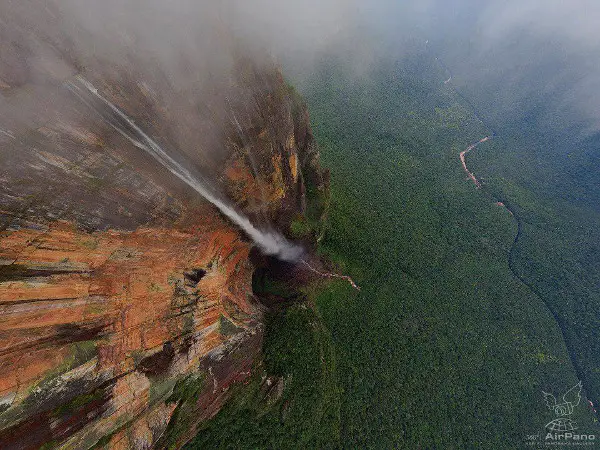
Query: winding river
427 39 597 415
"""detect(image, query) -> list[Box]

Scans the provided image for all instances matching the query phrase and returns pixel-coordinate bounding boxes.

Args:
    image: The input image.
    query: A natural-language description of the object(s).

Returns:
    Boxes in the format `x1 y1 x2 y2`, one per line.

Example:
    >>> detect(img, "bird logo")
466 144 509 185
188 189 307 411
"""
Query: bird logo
542 381 582 432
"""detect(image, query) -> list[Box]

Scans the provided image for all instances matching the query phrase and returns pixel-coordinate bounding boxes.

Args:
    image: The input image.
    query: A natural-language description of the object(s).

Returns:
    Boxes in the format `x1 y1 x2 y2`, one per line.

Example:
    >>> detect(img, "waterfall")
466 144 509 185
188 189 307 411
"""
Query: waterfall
67 76 303 262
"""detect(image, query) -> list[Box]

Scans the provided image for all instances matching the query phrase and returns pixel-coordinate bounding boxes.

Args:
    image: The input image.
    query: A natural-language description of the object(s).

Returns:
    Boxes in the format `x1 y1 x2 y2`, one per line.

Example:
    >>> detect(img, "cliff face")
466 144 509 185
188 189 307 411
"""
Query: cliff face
0 35 326 448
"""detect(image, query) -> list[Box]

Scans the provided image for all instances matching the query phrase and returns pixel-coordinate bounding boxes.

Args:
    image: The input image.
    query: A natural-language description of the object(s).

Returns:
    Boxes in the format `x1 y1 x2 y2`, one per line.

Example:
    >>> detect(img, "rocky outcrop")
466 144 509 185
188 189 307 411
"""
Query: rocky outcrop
0 219 262 449
0 11 327 446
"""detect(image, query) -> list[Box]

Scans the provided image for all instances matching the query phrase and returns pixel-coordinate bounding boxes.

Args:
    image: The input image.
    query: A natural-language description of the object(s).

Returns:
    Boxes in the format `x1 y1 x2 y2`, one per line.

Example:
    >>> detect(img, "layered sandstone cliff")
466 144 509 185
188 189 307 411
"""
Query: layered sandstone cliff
0 17 327 446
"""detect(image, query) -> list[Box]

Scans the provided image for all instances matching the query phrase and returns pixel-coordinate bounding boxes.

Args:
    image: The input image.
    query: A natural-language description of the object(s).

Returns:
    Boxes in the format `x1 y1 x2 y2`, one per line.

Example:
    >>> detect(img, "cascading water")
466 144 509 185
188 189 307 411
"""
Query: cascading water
67 75 303 262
